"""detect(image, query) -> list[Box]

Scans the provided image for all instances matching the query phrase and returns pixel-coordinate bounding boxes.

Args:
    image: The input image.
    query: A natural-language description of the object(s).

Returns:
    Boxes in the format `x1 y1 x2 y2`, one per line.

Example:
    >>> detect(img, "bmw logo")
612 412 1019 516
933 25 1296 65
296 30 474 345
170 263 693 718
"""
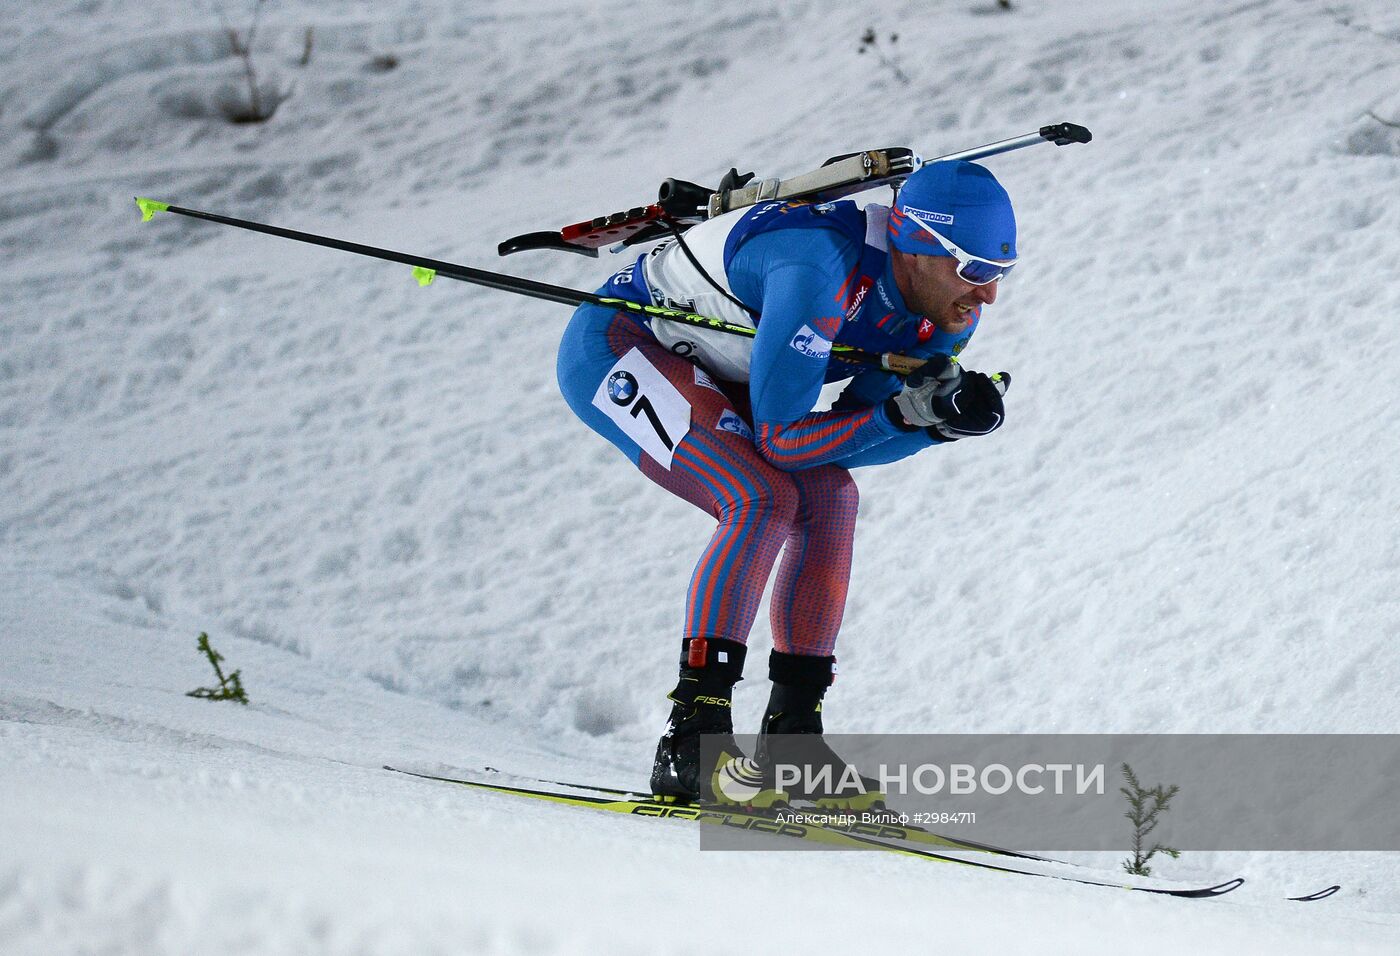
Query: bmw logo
607 370 639 406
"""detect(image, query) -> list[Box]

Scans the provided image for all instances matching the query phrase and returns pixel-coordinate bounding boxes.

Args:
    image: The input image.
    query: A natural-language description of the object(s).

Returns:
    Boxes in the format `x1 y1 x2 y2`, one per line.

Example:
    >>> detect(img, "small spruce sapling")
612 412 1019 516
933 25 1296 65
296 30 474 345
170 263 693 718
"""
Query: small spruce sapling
187 633 249 705
1120 762 1181 876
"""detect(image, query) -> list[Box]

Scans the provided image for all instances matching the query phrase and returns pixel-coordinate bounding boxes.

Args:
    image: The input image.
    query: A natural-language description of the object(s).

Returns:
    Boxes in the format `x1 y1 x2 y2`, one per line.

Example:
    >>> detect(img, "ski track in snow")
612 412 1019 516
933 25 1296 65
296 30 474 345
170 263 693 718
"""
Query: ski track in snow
3 0 1400 951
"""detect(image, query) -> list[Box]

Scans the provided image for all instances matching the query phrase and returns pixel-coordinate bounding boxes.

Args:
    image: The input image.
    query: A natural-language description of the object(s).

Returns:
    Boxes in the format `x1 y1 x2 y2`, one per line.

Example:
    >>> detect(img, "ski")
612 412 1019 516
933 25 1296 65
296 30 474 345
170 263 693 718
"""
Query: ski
383 765 1243 899
1288 885 1343 902
488 768 1344 903
474 764 1056 863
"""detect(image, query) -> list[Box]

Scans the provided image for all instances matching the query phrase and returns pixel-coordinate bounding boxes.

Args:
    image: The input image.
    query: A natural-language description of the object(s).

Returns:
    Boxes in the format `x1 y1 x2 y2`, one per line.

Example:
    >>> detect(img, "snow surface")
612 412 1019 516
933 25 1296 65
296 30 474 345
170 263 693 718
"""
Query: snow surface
3 0 1400 951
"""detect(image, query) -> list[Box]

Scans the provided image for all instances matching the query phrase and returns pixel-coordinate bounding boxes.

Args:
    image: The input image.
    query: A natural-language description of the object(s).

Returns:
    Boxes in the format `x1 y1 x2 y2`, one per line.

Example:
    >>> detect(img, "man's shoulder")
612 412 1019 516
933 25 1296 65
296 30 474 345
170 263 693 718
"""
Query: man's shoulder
738 198 868 240
730 201 866 269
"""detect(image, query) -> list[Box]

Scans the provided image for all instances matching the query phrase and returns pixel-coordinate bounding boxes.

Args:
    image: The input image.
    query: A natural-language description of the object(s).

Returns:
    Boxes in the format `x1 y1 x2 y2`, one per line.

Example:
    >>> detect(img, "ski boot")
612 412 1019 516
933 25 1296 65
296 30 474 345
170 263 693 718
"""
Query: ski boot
649 637 783 808
755 650 886 811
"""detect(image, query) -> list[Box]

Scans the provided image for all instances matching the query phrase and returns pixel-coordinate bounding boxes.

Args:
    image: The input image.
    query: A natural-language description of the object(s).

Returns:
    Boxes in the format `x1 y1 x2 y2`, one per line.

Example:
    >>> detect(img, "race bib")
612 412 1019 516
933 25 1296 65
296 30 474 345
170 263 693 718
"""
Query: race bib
592 348 692 469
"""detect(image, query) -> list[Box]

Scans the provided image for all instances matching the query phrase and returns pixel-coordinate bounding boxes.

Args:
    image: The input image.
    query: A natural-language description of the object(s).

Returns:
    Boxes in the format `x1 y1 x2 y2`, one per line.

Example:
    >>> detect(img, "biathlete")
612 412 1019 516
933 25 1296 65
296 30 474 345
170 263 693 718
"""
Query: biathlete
556 160 1018 805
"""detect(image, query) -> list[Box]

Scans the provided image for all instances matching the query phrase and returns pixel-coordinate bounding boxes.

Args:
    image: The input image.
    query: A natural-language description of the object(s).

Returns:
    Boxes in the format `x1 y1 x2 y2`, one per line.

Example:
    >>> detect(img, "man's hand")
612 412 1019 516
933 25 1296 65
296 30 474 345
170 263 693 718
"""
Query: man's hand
889 354 962 428
926 368 1008 440
888 355 1010 440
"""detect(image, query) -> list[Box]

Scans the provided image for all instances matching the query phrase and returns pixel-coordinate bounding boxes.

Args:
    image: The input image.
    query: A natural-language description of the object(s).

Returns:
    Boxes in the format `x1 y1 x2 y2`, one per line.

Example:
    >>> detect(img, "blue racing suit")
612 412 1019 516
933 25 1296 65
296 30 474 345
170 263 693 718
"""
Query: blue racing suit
555 199 981 656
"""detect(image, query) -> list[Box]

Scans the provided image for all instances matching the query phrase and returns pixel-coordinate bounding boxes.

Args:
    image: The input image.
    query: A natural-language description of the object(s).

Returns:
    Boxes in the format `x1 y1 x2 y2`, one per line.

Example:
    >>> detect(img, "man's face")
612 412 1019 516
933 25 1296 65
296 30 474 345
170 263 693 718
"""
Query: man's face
890 248 1000 334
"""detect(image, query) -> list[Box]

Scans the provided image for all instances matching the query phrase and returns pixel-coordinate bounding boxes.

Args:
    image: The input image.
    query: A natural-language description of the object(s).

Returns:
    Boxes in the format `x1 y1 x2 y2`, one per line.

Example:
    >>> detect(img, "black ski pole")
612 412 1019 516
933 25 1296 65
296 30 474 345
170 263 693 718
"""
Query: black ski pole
133 198 928 375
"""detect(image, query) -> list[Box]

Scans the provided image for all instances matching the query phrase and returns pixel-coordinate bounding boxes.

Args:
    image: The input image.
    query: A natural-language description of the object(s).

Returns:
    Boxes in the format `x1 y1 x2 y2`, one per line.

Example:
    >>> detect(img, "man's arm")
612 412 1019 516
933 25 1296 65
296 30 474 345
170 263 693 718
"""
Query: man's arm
823 371 944 467
829 428 945 468
730 230 908 471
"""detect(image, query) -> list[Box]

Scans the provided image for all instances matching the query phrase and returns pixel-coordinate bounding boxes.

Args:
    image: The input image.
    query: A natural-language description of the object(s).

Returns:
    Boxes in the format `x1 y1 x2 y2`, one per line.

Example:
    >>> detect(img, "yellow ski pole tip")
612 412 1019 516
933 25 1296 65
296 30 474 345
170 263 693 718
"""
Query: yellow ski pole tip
134 197 170 222
412 266 436 287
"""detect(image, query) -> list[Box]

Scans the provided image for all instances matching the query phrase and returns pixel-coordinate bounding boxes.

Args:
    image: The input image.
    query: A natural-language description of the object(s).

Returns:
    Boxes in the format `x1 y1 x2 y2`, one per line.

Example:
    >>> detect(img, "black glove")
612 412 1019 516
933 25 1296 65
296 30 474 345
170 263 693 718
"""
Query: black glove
885 355 1009 440
926 369 1008 440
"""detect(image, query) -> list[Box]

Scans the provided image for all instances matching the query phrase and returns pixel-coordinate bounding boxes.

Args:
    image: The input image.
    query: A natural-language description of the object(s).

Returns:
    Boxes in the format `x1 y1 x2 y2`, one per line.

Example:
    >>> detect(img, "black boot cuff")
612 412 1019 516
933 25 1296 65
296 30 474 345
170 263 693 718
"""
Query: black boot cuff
679 637 747 682
768 650 836 687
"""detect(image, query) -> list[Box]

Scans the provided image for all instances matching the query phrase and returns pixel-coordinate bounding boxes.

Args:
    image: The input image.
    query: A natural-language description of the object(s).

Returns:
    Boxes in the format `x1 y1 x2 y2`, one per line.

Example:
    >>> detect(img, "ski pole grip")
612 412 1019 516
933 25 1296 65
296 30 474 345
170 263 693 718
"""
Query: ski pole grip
882 353 928 377
1039 122 1092 146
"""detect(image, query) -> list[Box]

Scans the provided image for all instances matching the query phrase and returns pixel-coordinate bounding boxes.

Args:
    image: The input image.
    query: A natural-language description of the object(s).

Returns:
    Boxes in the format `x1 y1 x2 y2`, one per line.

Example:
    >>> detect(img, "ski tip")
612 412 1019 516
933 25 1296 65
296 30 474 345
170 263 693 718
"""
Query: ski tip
134 197 171 222
1152 877 1245 899
1289 884 1342 902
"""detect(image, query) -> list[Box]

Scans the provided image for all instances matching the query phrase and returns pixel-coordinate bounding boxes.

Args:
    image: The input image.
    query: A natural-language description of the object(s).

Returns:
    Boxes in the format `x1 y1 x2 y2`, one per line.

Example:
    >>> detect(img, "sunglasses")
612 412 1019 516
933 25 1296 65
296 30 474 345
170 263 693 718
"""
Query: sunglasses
905 213 1016 286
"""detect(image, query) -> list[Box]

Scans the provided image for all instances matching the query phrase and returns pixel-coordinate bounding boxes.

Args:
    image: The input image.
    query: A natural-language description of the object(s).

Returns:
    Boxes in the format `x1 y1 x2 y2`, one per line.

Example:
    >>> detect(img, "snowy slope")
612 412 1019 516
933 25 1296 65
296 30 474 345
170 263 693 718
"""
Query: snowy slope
3 0 1400 950
3 578 1394 954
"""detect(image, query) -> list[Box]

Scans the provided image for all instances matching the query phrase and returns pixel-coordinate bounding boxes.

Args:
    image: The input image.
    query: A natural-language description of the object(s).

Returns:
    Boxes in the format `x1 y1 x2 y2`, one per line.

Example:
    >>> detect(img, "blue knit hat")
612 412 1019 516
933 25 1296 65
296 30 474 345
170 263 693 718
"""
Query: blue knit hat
888 160 1017 261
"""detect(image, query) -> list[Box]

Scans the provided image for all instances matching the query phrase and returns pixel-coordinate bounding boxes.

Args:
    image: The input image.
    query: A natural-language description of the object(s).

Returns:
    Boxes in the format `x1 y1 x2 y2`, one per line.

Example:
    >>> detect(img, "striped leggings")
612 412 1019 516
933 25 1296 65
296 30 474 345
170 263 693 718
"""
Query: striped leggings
557 304 857 657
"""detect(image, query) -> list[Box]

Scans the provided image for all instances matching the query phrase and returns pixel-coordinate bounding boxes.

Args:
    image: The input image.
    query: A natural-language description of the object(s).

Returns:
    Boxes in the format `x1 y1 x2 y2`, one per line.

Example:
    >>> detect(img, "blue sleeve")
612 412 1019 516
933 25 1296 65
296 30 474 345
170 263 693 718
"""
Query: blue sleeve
832 368 902 410
727 229 905 471
832 429 945 468
825 371 943 467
